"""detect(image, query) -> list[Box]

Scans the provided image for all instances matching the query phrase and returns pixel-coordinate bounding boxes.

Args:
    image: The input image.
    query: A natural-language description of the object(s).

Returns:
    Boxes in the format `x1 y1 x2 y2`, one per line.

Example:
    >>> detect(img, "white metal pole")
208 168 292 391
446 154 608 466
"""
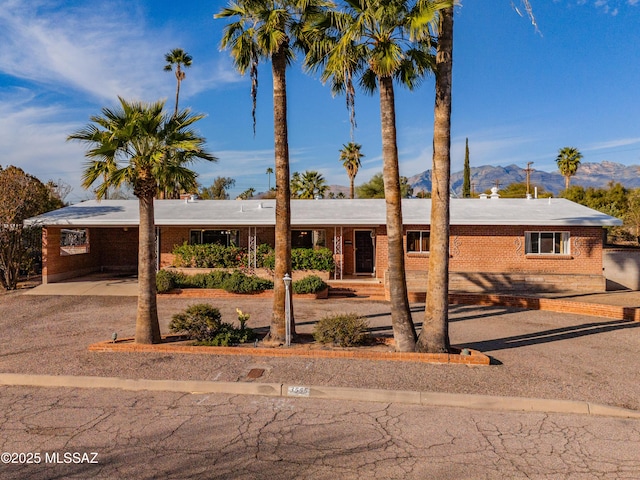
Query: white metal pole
284 273 292 347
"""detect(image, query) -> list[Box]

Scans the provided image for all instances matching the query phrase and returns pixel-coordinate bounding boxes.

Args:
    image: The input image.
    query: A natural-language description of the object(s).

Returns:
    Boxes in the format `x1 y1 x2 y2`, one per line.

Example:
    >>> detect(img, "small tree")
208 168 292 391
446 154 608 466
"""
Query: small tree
0 166 63 290
199 177 236 200
625 189 640 243
356 173 413 199
462 138 471 198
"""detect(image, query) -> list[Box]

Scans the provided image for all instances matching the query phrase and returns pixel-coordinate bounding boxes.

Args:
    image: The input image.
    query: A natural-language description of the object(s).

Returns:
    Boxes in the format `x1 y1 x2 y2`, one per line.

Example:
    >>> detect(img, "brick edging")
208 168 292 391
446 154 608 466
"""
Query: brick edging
449 293 640 322
88 338 490 365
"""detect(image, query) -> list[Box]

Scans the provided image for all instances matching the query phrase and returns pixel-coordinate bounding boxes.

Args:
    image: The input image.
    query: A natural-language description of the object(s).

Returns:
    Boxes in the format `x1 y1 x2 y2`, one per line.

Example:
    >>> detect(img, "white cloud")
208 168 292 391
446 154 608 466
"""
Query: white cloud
0 0 237 102
583 137 640 151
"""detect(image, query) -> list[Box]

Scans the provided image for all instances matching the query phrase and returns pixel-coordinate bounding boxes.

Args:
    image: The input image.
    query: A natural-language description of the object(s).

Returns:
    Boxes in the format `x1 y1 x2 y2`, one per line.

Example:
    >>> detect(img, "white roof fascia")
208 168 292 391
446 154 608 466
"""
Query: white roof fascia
24 198 623 228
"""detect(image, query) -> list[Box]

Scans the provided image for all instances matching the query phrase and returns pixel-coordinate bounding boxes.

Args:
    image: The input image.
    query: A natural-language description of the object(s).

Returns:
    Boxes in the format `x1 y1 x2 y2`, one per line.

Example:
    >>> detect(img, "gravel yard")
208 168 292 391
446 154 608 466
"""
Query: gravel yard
1 289 639 411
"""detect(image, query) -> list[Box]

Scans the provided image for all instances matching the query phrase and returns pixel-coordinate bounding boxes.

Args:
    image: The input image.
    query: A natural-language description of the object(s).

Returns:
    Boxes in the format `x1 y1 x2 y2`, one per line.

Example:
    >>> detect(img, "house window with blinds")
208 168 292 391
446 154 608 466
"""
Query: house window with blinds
407 231 430 253
525 231 570 255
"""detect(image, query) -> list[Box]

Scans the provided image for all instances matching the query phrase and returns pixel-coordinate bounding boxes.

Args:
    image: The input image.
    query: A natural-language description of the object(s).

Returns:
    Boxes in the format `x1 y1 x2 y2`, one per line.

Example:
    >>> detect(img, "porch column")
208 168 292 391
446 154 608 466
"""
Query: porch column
248 226 257 275
333 226 343 280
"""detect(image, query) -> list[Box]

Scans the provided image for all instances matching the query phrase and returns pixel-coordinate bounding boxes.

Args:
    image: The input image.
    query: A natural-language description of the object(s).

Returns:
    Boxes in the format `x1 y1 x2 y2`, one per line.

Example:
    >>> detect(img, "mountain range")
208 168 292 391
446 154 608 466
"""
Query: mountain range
407 161 640 196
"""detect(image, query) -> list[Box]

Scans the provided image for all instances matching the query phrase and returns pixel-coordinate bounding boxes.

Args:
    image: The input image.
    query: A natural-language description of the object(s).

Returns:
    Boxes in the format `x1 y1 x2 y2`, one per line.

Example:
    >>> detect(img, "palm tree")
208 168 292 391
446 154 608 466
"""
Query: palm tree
294 170 328 198
156 151 201 199
216 0 330 345
306 0 448 352
68 97 216 344
339 142 364 199
266 166 274 190
416 5 453 354
238 187 256 199
164 48 193 116
415 1 537 353
556 146 583 190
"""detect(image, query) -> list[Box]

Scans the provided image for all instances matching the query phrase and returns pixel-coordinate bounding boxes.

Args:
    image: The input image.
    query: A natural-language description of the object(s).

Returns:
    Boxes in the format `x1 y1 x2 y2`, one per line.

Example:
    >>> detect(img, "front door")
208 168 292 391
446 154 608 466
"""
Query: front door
355 230 374 274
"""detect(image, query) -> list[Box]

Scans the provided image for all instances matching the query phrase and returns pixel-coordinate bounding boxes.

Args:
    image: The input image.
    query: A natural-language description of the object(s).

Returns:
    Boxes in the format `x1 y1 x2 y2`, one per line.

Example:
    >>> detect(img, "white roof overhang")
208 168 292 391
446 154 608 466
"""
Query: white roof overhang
24 198 623 228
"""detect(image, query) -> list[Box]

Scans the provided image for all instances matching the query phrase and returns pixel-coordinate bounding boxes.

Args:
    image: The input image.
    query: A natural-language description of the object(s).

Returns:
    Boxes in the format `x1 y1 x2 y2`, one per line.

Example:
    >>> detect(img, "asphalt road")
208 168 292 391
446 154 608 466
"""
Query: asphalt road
1 385 639 480
1 291 640 478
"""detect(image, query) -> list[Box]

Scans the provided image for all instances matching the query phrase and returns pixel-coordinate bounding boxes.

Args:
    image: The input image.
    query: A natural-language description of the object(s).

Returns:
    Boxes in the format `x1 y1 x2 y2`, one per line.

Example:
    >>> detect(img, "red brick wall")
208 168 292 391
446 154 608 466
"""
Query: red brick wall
42 223 605 287
93 227 138 268
42 227 139 283
376 225 603 276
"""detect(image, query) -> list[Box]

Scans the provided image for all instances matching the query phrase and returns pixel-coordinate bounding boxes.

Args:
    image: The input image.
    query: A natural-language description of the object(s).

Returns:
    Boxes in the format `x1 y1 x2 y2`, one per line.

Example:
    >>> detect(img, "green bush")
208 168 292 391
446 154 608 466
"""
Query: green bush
292 275 328 294
169 304 223 341
313 313 370 347
157 269 272 293
169 303 256 346
222 270 273 293
291 248 335 271
263 247 334 272
172 242 333 272
156 269 176 293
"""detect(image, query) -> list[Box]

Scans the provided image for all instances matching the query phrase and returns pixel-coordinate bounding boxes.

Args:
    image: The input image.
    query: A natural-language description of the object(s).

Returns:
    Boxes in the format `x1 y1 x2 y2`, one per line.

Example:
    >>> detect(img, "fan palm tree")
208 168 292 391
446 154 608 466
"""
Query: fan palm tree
216 0 331 344
416 5 453 354
266 166 274 190
293 170 328 198
305 0 448 352
339 142 364 199
164 48 193 116
556 146 583 190
68 97 216 344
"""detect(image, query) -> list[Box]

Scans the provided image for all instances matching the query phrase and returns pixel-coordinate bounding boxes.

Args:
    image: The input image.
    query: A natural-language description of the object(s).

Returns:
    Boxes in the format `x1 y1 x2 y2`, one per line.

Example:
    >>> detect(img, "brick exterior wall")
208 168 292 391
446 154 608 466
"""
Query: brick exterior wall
43 227 137 283
42 223 608 292
381 224 606 294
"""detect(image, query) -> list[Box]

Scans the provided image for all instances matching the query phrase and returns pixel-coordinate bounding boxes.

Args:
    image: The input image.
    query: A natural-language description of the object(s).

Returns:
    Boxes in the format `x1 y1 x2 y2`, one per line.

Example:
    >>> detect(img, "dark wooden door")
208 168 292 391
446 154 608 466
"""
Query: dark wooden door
355 231 374 274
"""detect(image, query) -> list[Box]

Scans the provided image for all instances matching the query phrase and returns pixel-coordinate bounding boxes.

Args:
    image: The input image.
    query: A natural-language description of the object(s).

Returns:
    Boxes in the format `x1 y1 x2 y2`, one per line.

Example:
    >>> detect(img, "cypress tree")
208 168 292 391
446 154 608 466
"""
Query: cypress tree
462 137 471 198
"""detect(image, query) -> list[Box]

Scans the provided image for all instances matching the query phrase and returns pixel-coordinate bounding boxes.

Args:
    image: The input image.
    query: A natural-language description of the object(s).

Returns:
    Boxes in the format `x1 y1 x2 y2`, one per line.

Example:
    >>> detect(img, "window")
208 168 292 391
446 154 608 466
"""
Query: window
190 230 239 247
60 228 89 255
292 230 313 248
525 231 570 255
407 231 430 253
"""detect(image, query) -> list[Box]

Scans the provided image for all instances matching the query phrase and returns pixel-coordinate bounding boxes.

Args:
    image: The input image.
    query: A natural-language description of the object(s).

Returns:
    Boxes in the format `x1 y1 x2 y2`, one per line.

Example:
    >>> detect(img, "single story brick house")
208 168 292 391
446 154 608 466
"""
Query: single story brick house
26 197 622 293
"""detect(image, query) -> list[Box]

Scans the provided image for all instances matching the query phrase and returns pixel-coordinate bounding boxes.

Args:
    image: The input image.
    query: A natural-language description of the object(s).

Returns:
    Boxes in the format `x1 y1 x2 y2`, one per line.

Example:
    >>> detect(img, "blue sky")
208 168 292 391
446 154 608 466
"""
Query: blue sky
0 0 639 202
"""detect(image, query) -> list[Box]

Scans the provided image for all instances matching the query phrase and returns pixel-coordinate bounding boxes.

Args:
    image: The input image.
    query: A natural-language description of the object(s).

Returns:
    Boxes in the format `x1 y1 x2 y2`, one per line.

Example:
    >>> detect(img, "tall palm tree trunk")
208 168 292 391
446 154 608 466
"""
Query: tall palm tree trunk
416 6 453 353
136 190 161 344
379 76 416 352
174 74 182 117
349 176 355 199
266 45 294 344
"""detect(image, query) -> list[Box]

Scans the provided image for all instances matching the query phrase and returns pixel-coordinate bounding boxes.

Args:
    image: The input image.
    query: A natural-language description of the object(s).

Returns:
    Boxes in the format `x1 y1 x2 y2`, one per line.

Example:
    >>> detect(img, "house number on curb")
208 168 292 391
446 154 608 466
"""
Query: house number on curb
287 386 310 397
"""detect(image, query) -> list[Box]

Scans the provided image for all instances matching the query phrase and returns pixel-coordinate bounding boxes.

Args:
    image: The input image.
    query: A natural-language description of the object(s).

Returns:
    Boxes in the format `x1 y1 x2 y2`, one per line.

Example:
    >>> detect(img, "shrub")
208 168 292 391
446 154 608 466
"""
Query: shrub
169 303 256 346
292 275 328 294
291 248 335 271
156 269 176 293
172 242 333 272
313 313 370 347
222 270 273 293
169 304 223 341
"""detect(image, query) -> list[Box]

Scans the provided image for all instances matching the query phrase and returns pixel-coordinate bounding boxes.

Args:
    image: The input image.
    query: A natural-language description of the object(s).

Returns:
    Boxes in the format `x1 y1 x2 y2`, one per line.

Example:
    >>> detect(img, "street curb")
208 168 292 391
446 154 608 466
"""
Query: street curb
1 373 639 419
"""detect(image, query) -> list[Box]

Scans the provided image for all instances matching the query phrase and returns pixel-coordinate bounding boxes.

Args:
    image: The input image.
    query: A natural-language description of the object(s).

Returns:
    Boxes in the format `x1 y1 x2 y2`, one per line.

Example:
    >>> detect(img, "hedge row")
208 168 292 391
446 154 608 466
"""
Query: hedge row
157 270 328 295
171 243 335 272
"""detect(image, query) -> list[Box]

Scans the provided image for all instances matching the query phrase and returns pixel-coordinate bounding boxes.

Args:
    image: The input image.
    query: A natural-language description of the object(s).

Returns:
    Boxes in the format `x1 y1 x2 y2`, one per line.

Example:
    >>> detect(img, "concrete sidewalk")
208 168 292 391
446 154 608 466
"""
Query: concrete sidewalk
25 275 138 296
